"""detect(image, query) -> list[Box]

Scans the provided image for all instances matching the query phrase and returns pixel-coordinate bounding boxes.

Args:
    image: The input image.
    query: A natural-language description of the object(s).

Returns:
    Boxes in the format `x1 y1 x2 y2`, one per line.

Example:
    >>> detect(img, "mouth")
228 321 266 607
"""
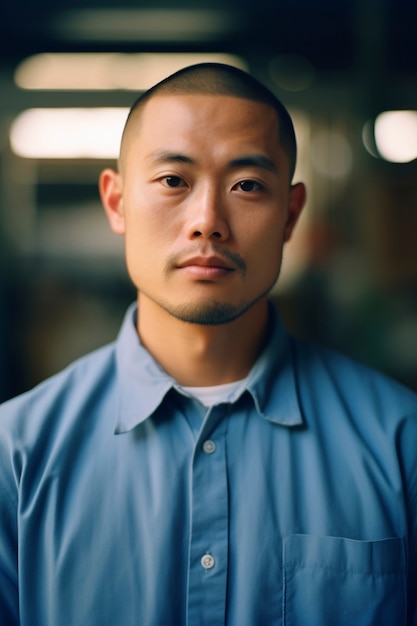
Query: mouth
176 256 235 280
167 244 246 280
177 255 235 271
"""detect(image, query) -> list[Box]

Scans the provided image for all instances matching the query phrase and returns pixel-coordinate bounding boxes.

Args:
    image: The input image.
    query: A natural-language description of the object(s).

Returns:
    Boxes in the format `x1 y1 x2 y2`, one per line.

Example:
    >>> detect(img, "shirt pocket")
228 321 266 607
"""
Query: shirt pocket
282 534 407 626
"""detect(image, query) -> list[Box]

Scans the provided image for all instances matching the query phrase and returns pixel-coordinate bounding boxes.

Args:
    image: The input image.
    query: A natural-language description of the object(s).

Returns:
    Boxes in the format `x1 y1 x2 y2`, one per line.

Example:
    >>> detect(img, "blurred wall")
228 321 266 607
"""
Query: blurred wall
0 0 416 401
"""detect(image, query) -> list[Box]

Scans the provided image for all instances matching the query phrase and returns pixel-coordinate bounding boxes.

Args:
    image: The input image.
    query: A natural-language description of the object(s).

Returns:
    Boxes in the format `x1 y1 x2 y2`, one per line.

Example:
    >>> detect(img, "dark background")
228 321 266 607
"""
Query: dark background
1 0 417 401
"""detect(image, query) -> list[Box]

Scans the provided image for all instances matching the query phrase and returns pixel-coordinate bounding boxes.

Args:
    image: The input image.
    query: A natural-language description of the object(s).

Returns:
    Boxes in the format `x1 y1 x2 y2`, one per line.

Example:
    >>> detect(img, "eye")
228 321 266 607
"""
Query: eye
234 179 263 192
161 175 186 188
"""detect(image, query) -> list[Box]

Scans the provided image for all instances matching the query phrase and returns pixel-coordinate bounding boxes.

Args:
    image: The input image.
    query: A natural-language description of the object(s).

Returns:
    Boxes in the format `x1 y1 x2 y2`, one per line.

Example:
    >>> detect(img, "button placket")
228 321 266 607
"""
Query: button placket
187 409 229 625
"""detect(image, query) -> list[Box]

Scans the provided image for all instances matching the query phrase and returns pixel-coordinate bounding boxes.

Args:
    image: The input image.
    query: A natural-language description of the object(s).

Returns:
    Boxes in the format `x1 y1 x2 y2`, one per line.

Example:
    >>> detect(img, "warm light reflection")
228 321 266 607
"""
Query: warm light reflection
10 108 129 159
15 53 246 91
310 129 352 179
374 111 417 163
361 120 379 159
50 9 241 42
269 54 314 92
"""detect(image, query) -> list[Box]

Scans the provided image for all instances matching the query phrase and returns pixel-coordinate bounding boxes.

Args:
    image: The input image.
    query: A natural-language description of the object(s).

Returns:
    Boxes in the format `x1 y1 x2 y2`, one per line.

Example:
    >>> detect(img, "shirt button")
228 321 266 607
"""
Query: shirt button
202 440 216 454
201 554 215 570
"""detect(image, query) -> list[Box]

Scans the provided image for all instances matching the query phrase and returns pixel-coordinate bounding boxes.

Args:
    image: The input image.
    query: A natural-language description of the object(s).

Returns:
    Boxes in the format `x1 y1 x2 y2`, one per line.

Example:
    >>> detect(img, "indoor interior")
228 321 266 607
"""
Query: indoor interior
0 0 416 401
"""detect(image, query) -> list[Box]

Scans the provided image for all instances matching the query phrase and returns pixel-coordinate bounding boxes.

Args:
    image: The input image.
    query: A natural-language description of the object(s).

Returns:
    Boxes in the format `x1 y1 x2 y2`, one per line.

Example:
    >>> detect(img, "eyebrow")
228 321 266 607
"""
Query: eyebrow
147 150 277 173
147 150 195 165
228 155 277 173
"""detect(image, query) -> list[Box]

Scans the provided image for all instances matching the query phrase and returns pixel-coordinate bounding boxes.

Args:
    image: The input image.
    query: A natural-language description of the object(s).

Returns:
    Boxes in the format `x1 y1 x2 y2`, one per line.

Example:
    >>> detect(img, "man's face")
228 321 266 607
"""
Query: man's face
101 93 305 325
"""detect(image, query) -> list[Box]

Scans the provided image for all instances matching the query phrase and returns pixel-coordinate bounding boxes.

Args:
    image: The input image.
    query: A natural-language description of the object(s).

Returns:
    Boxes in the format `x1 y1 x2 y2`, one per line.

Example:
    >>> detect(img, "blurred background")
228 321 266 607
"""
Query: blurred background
0 0 417 401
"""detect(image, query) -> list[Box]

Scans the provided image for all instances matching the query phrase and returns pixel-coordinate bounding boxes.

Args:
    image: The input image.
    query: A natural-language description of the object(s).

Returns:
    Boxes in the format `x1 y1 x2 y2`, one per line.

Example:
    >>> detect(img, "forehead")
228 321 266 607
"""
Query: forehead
121 93 283 164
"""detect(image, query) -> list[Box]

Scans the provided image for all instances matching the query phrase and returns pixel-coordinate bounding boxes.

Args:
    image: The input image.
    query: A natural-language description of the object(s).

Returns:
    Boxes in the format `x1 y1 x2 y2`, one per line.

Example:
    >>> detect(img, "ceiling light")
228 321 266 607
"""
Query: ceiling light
373 110 417 163
15 52 247 91
10 108 128 159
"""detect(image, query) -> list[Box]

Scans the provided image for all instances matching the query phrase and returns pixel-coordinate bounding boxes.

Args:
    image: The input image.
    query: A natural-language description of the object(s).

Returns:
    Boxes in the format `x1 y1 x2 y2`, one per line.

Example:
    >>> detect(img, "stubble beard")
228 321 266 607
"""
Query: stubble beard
154 270 281 326
140 243 283 326
159 299 253 326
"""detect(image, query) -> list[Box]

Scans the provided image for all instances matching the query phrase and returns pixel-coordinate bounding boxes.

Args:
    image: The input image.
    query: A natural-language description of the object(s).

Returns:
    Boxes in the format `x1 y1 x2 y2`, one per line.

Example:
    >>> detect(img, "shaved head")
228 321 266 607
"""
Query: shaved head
119 63 297 181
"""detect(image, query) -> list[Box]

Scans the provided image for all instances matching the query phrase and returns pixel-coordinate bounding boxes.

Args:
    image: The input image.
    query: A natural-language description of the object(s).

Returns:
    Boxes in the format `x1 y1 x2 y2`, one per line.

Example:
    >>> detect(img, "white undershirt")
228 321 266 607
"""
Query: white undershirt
176 377 249 407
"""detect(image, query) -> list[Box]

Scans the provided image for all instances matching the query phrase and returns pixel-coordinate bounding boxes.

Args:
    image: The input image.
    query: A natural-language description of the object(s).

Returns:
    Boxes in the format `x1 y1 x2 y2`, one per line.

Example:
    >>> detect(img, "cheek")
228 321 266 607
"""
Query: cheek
244 214 286 253
125 184 182 240
245 223 286 281
123 208 177 281
123 195 162 243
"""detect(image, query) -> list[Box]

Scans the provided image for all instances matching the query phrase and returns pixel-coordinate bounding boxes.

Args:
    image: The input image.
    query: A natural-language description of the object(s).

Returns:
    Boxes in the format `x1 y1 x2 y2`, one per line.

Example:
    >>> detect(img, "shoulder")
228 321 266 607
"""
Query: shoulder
290 335 417 420
0 342 117 445
288 337 417 501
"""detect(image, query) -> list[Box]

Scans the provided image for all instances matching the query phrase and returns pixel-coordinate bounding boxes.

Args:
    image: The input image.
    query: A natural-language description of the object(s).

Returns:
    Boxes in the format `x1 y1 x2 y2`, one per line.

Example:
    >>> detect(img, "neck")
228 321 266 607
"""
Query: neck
136 294 270 387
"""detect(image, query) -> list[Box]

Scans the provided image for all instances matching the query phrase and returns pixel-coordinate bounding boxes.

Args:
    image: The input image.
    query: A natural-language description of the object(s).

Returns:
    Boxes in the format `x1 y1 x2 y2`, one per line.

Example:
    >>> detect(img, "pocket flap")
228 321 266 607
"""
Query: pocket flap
283 534 407 626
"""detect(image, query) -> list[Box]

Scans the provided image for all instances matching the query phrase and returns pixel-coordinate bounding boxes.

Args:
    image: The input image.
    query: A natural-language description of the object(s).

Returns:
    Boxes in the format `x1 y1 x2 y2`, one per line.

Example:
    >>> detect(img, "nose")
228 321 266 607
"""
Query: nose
186 185 229 241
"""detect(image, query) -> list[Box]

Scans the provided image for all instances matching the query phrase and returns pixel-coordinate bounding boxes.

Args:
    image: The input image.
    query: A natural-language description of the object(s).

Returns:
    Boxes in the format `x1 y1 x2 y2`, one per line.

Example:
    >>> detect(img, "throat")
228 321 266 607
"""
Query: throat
136 293 270 386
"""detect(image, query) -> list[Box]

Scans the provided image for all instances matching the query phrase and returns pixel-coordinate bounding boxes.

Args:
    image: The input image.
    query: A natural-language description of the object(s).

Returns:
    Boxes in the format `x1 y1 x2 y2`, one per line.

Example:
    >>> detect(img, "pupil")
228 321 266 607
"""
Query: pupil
241 180 253 191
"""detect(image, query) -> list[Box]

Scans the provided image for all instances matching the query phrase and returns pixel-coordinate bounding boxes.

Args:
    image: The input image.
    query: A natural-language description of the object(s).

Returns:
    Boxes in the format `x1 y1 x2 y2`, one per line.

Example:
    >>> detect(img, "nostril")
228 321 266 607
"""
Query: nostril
191 230 223 239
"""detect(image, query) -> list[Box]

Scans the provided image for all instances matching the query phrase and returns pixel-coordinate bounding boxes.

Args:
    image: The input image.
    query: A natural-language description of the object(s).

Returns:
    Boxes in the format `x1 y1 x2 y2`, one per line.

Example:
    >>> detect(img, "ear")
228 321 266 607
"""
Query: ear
99 168 125 235
284 182 306 243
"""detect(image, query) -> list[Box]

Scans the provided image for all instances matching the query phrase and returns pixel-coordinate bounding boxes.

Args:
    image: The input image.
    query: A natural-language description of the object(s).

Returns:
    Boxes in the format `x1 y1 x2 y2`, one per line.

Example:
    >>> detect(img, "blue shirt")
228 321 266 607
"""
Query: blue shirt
1 302 417 626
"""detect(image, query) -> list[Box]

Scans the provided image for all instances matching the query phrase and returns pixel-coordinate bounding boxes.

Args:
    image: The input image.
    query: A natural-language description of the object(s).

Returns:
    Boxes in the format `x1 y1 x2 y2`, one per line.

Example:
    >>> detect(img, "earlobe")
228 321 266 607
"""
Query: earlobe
284 182 306 242
99 168 125 235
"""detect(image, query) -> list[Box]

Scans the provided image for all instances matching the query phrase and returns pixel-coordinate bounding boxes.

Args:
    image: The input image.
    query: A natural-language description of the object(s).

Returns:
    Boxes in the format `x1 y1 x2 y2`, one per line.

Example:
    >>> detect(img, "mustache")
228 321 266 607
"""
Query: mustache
166 243 246 275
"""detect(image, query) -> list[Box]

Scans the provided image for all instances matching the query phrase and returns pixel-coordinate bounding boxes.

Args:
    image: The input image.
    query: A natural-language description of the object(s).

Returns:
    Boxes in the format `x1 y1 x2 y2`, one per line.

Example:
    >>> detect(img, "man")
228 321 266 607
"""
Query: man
0 63 416 626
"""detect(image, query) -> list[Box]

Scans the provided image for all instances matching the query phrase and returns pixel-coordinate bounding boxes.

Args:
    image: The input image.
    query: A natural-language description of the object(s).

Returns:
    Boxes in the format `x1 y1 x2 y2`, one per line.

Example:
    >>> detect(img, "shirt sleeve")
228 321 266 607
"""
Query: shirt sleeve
398 412 417 626
0 421 20 626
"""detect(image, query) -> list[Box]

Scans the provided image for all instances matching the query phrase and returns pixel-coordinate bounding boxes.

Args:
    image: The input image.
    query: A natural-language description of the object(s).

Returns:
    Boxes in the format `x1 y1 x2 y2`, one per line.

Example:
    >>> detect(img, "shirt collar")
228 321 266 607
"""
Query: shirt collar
245 303 304 427
114 303 175 433
114 302 304 433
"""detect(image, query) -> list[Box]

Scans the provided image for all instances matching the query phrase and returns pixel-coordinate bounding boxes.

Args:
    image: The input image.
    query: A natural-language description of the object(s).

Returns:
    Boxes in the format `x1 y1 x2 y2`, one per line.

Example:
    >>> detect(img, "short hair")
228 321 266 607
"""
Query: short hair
121 62 297 180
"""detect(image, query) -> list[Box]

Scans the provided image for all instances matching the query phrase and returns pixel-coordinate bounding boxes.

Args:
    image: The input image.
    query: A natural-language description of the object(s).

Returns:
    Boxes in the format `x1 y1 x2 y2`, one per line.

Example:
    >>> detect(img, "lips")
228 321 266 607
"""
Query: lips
177 255 234 271
167 245 246 278
175 254 236 280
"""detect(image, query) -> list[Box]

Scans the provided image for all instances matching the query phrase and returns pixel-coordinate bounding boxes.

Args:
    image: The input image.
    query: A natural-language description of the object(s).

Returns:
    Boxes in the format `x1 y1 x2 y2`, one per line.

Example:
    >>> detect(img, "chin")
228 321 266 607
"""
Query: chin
166 301 244 326
159 290 272 326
